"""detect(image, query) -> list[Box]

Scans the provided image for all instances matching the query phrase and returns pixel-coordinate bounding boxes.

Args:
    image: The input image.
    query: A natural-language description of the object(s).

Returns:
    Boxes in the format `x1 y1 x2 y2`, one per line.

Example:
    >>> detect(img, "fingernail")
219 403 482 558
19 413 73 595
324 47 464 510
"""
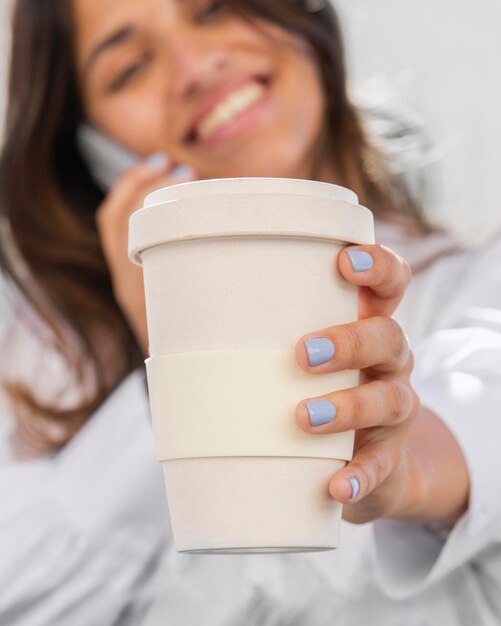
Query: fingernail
348 476 360 500
146 152 169 169
305 337 334 367
306 399 336 427
347 250 373 272
171 165 194 180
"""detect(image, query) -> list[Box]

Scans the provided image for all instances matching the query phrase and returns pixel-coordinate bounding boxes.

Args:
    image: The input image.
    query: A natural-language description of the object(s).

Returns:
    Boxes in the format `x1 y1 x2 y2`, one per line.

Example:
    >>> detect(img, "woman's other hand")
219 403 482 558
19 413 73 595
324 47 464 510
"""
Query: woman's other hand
294 245 469 526
95 154 196 356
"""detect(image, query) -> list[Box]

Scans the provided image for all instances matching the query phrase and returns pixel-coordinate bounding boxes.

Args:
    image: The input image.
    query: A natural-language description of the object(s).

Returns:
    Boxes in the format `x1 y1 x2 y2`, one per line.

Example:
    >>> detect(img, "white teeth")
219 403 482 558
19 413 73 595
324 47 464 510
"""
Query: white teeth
197 82 266 141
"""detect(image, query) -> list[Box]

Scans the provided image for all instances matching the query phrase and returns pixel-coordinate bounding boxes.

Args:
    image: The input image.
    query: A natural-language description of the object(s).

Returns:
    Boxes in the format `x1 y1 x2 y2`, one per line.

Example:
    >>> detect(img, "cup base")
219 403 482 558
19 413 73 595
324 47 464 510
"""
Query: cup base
179 546 335 555
162 457 346 554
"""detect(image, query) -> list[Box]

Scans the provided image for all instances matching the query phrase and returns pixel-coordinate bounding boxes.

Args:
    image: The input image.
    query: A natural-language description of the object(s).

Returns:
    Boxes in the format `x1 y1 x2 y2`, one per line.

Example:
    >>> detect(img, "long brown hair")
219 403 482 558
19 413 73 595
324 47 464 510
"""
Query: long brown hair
0 0 433 456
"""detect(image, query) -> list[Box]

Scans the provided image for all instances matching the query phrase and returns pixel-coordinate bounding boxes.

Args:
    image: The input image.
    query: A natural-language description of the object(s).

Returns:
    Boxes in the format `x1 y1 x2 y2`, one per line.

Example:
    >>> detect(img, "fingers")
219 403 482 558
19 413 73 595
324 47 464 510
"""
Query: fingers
337 244 412 319
294 246 413 520
327 439 400 509
296 317 411 376
95 155 196 264
296 378 417 434
96 154 196 233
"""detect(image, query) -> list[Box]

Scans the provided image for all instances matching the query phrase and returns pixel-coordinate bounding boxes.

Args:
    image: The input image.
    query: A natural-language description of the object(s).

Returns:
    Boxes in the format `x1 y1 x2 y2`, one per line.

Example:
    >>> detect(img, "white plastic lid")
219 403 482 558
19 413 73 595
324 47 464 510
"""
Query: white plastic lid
129 177 374 265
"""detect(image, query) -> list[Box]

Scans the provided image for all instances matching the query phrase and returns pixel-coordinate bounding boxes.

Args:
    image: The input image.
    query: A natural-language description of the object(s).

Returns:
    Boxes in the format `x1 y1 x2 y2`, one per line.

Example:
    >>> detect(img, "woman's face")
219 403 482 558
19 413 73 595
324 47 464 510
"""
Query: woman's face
73 0 330 180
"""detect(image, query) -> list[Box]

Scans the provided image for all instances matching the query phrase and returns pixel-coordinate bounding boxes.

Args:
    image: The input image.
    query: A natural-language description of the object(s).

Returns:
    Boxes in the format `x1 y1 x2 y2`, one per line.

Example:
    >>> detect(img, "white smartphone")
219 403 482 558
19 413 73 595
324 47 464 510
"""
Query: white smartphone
77 123 141 191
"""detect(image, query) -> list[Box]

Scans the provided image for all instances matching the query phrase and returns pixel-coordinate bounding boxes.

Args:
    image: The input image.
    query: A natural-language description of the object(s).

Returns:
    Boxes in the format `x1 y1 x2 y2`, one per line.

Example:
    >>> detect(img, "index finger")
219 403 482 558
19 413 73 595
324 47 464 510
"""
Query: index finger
97 160 195 229
337 244 412 319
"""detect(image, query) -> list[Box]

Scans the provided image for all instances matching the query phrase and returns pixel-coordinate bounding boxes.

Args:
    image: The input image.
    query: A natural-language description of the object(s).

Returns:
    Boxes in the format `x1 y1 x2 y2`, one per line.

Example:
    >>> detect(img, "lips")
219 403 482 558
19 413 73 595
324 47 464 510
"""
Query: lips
184 75 271 145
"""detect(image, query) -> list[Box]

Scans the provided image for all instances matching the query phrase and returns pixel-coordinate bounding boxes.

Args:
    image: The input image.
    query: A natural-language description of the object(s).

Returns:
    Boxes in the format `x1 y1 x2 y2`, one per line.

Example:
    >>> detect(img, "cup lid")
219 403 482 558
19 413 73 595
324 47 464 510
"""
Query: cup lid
129 177 374 265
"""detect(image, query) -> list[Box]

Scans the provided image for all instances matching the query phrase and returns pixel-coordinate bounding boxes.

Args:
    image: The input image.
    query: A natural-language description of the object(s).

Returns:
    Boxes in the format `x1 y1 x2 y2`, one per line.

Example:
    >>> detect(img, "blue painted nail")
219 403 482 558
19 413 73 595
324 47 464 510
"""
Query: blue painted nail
171 165 194 180
348 476 360 500
306 399 336 427
305 337 334 367
347 250 373 272
146 152 169 169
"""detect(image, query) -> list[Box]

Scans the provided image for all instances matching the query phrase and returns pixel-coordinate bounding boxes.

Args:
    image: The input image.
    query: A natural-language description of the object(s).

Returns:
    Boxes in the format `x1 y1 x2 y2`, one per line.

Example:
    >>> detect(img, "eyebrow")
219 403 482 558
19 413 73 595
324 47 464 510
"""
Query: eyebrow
83 25 136 78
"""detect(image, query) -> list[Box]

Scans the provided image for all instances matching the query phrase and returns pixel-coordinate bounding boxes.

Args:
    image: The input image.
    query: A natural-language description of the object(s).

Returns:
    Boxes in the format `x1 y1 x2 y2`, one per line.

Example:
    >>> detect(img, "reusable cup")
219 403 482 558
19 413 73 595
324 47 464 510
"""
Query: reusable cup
128 178 374 554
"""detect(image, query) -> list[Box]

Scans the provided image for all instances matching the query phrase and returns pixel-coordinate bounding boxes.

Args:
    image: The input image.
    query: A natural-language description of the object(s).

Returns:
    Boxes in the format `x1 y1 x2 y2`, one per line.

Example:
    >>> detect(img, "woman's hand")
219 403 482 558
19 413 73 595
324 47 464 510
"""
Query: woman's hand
95 154 196 356
294 244 469 526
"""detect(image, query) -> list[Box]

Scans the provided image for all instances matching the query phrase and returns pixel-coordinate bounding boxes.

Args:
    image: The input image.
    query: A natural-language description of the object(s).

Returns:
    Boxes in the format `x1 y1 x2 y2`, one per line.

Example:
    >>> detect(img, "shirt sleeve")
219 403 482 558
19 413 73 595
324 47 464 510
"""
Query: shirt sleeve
372 321 501 599
0 369 171 626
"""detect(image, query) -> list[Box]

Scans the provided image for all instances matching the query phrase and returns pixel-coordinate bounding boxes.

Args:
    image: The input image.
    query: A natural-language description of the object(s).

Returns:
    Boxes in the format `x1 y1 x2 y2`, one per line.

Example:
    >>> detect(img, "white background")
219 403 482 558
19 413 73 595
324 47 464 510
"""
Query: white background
335 0 501 241
0 0 499 242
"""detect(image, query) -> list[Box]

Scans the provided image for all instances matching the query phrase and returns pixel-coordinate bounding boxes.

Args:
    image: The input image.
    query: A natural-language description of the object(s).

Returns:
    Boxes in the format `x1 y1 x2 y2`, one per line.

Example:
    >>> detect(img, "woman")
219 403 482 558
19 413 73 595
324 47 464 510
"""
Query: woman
0 0 500 624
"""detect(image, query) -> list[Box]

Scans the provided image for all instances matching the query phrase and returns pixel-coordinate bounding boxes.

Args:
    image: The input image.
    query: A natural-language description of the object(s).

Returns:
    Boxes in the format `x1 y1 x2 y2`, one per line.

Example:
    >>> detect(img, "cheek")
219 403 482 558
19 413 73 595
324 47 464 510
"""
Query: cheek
89 93 173 157
84 56 178 157
249 55 327 164
284 61 325 132
258 30 327 153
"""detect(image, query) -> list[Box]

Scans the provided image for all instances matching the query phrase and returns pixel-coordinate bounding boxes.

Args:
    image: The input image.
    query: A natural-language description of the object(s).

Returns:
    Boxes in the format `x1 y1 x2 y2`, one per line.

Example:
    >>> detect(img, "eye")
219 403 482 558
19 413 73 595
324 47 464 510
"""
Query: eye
196 0 224 23
109 54 150 92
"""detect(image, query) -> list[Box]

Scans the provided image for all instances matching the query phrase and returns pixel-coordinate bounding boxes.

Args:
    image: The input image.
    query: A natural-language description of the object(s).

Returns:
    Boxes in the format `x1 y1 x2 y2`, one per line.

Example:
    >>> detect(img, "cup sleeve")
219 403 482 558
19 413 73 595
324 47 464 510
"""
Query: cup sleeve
372 325 501 599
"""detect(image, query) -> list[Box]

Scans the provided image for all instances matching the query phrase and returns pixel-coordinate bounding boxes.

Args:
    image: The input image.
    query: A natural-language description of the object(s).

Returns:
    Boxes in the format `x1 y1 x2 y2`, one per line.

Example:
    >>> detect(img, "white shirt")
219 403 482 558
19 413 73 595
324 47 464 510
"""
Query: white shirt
1 223 501 625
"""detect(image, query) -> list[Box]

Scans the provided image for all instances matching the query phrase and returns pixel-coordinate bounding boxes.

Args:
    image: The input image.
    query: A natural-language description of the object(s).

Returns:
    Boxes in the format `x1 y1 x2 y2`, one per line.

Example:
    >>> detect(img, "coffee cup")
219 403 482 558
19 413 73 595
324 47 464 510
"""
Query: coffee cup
128 177 374 553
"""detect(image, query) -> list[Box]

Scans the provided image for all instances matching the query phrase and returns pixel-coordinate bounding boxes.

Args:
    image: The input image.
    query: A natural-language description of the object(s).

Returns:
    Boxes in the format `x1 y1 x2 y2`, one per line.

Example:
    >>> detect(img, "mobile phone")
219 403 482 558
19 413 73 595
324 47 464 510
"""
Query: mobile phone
77 123 141 191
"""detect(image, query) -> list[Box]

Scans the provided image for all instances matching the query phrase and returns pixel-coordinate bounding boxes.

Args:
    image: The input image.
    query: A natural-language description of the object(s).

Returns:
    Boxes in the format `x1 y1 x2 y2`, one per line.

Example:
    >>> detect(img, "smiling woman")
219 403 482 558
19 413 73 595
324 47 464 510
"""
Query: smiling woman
0 0 428 454
5 0 501 623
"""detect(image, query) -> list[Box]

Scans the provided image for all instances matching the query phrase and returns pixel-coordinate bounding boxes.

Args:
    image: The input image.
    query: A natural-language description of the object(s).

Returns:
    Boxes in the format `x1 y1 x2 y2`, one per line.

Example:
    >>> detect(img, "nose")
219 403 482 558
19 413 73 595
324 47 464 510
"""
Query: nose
166 28 228 99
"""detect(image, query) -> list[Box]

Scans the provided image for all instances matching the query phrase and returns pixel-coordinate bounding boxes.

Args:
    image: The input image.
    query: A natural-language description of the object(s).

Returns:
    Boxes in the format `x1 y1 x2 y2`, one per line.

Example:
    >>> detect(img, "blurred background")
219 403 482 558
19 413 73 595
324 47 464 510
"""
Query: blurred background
335 0 501 243
0 0 499 315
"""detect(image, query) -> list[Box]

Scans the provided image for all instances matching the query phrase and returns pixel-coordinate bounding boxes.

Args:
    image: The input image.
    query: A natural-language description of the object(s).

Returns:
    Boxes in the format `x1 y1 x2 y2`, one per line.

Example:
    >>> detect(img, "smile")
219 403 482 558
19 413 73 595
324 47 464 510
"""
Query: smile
186 76 271 146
